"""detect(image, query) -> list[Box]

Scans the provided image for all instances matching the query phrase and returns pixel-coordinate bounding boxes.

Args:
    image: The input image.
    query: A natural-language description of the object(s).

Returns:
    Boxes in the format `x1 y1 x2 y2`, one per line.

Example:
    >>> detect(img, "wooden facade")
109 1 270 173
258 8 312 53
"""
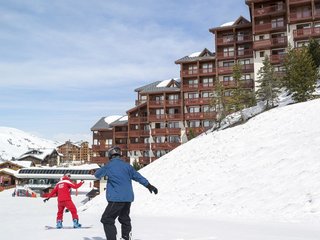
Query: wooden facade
91 0 319 166
57 141 92 164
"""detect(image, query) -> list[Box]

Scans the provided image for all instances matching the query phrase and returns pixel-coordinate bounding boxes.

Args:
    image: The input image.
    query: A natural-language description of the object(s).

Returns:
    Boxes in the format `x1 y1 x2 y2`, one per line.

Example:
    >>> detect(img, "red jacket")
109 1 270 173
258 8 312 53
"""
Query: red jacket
47 179 83 201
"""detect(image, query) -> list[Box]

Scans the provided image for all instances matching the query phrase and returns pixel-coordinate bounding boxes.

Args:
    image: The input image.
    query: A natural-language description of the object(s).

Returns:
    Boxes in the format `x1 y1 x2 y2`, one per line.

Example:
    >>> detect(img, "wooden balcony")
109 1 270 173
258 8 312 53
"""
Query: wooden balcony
253 37 287 50
288 0 312 5
182 83 215 91
180 69 198 77
129 116 148 123
151 128 181 135
180 68 216 77
151 142 181 150
254 22 286 33
165 99 181 106
138 157 157 165
253 39 272 50
92 145 108 152
293 27 320 40
253 4 285 17
237 49 253 58
270 54 286 64
218 66 233 74
217 51 235 60
222 80 254 88
114 132 128 138
91 156 107 165
184 98 211 105
217 37 236 45
289 11 312 22
236 35 253 43
148 114 183 121
242 64 254 73
149 100 164 107
128 143 150 151
129 129 150 137
185 112 216 120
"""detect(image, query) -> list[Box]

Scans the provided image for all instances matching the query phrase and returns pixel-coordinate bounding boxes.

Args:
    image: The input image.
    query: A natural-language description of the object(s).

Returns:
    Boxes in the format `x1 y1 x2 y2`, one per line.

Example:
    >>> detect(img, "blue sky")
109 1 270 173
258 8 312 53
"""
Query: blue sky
0 0 249 143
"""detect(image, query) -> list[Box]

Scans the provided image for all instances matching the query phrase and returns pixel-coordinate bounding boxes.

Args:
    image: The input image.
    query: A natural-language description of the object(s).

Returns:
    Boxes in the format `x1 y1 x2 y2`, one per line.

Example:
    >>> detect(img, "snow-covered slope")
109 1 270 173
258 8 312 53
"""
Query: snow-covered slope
0 127 59 160
87 99 320 222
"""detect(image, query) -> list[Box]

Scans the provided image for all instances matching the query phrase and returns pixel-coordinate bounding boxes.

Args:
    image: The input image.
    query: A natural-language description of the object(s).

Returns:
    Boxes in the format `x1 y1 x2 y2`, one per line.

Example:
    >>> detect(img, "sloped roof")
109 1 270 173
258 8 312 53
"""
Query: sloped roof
110 115 128 126
209 16 251 32
91 115 127 130
175 48 215 64
17 148 58 161
135 78 180 94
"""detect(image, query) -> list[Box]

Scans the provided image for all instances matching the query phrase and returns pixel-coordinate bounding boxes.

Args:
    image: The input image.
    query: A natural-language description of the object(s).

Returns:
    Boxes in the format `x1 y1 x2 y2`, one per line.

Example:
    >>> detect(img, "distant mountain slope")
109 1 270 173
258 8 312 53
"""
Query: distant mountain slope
85 99 320 222
0 127 59 160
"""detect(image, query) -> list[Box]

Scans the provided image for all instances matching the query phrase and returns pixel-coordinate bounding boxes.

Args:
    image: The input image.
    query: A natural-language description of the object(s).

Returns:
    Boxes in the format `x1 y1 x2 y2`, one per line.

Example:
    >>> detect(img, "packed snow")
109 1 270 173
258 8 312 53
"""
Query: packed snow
1 99 320 239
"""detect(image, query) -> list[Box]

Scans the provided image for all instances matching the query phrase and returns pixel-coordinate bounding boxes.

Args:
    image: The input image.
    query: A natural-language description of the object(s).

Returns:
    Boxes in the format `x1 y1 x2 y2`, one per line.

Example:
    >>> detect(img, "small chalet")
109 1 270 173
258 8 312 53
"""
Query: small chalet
16 148 61 167
0 160 32 189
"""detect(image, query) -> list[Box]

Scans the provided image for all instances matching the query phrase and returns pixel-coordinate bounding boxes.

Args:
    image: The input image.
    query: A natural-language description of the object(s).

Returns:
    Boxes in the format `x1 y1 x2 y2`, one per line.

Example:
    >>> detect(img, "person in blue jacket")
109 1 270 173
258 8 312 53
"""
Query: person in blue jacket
94 146 158 240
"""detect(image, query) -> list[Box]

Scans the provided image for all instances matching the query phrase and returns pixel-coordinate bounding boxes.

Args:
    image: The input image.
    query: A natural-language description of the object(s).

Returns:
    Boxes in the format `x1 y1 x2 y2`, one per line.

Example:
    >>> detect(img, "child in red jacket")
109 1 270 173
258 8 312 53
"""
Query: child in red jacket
44 173 84 228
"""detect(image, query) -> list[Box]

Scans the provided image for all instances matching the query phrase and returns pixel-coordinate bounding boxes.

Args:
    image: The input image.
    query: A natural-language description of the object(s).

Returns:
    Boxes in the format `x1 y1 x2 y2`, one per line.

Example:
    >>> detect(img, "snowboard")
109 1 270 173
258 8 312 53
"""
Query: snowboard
45 225 92 230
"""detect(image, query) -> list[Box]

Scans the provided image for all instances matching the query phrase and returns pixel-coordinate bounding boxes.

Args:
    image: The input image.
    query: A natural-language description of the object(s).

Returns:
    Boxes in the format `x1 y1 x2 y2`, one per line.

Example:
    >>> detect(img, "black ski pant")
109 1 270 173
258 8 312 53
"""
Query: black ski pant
101 201 132 240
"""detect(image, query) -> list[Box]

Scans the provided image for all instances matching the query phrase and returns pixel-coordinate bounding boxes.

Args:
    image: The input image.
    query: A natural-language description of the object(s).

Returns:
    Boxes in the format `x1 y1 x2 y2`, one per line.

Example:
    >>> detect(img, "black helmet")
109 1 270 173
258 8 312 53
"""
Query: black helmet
107 146 121 159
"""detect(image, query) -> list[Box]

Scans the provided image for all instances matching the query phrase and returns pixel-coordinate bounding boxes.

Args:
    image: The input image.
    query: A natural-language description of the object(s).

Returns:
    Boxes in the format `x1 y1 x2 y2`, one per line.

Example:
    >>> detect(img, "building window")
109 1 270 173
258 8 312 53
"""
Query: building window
187 92 199 99
203 105 214 112
271 17 284 29
223 76 233 82
202 77 214 87
188 79 198 87
223 47 234 57
168 135 180 143
241 74 251 81
168 122 180 128
189 106 200 113
202 63 213 73
202 92 211 98
155 122 166 129
203 120 214 128
259 51 265 58
188 65 198 74
189 120 200 128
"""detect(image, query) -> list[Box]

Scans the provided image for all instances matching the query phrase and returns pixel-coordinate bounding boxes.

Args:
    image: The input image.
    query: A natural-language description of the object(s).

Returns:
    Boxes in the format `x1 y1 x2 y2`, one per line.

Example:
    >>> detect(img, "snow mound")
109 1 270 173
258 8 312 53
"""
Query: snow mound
124 99 320 222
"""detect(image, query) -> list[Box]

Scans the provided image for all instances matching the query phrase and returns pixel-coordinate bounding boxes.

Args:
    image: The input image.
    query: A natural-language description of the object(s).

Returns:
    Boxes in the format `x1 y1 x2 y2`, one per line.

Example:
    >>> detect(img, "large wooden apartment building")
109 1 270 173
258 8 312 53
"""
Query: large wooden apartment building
91 0 320 166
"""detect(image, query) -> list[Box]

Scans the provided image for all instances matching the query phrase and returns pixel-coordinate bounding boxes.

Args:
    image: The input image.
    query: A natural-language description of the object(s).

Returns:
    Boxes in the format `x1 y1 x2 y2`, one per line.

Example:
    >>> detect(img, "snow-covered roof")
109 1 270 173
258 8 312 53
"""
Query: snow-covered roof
220 21 235 27
188 51 201 57
9 160 33 168
18 148 57 161
104 115 122 124
156 79 172 88
0 168 18 176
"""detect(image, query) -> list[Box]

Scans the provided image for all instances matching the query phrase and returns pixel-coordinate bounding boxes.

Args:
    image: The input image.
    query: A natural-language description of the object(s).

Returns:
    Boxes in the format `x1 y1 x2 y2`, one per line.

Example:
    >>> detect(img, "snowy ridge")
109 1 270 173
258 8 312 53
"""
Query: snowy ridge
0 127 59 160
87 99 320 222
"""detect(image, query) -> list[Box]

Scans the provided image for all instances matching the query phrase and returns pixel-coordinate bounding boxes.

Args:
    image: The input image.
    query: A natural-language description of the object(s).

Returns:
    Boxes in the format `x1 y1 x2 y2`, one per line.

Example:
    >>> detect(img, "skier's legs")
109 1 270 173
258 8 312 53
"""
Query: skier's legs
57 201 66 221
65 200 79 220
101 202 123 240
118 202 132 240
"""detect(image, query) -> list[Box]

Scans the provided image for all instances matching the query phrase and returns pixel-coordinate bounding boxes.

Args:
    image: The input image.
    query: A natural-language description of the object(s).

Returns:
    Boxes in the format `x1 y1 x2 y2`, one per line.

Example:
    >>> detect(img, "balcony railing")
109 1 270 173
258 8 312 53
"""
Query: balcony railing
255 22 286 33
222 79 254 88
181 68 216 77
217 51 235 59
91 156 107 164
237 49 254 58
129 130 150 137
151 142 181 150
217 37 236 45
165 99 181 106
270 54 286 64
114 132 128 138
293 27 320 39
184 97 211 105
128 143 150 151
92 145 108 152
129 116 148 123
289 0 312 4
218 64 253 74
218 66 233 74
185 112 216 120
149 100 164 107
254 4 284 16
289 11 312 22
148 114 183 121
151 128 181 135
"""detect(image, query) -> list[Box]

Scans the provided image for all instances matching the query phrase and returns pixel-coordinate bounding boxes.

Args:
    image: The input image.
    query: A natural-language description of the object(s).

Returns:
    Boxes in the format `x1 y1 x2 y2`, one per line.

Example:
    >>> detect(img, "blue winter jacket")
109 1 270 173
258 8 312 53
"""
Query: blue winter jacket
94 157 149 202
